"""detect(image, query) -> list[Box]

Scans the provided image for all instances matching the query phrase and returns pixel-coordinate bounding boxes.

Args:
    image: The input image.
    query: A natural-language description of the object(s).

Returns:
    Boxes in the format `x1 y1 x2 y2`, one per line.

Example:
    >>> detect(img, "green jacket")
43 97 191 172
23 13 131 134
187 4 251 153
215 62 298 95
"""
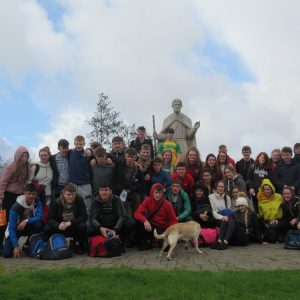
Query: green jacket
165 188 191 221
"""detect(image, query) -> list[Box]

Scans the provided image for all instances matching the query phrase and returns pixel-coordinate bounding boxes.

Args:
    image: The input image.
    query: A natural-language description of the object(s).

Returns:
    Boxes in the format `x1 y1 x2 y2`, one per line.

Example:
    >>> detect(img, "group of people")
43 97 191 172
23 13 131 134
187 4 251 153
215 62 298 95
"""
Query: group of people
0 124 300 258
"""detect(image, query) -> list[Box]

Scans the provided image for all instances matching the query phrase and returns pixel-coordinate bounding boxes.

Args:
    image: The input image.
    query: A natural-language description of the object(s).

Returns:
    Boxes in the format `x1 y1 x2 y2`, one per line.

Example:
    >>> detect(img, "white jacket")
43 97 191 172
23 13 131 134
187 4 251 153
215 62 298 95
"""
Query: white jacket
209 192 232 220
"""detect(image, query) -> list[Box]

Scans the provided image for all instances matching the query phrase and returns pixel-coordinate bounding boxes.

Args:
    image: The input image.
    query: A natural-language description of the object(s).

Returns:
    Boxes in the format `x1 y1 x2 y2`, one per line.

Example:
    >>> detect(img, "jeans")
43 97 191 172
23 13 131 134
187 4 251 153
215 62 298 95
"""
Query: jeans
3 222 43 258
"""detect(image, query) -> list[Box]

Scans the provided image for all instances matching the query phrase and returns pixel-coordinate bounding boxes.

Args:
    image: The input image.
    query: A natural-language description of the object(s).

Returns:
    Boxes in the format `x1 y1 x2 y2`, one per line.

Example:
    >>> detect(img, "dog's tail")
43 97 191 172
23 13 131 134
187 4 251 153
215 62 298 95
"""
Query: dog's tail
154 229 166 239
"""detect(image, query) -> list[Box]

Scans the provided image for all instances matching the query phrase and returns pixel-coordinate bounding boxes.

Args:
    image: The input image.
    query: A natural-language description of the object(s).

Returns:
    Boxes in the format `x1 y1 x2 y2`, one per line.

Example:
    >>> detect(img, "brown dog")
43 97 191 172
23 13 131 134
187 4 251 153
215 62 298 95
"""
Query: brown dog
154 221 203 260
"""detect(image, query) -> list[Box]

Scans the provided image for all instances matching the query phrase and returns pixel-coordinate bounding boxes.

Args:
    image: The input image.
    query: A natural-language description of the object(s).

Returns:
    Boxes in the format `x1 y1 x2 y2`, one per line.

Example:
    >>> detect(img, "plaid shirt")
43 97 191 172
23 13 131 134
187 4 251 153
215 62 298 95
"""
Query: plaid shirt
55 153 69 185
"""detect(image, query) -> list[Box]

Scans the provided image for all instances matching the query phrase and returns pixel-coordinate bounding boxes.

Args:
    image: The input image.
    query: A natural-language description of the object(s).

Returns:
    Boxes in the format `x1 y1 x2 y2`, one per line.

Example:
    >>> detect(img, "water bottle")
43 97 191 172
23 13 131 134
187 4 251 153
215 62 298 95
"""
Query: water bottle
107 231 114 239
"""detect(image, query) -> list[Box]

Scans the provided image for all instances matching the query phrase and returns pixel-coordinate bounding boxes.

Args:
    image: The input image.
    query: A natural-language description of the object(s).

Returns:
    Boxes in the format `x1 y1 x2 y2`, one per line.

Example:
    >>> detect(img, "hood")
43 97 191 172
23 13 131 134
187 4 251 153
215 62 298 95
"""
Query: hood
259 178 276 193
14 146 29 162
233 174 244 183
193 181 209 198
16 195 34 209
93 193 113 204
149 183 164 201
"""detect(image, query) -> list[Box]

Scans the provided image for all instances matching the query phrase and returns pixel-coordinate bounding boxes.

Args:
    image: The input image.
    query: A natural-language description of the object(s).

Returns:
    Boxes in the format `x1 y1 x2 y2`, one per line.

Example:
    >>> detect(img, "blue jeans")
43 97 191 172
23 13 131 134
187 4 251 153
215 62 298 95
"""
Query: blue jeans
3 222 43 258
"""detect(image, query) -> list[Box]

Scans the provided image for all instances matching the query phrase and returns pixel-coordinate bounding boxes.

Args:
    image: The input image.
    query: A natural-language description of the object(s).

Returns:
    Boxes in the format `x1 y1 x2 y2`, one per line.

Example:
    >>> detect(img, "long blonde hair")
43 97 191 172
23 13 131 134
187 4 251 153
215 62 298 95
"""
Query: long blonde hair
238 192 249 234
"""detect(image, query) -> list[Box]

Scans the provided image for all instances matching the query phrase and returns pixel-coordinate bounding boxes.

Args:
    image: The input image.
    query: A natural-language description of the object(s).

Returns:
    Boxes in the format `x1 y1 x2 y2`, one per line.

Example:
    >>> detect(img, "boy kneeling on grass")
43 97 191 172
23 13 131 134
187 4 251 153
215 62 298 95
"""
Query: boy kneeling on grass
3 183 43 258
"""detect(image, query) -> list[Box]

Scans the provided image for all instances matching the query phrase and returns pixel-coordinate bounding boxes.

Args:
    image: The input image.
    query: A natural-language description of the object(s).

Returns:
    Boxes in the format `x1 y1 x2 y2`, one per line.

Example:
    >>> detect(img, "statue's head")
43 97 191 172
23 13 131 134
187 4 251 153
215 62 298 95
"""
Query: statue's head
172 98 182 113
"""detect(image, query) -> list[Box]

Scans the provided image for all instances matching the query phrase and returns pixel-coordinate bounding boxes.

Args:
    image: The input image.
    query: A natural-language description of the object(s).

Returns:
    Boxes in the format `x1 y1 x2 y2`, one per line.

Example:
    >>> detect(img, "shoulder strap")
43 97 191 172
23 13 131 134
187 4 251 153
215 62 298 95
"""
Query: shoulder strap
34 164 40 178
147 198 165 220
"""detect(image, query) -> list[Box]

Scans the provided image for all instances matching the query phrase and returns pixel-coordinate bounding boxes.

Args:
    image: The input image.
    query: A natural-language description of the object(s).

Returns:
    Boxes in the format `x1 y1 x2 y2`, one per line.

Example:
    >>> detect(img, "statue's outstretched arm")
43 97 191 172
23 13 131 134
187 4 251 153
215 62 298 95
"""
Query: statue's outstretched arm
186 121 200 139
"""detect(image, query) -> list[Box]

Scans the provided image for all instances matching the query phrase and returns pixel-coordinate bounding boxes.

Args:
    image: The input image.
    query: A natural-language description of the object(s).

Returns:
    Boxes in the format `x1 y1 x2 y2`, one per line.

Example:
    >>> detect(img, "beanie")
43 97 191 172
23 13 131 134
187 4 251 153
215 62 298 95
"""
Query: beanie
236 197 248 207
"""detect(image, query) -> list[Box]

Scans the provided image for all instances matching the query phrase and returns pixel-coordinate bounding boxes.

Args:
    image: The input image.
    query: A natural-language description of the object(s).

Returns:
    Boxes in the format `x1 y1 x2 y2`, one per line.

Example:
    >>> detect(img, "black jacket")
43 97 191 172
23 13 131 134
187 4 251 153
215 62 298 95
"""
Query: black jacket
129 138 154 159
281 199 300 230
231 209 262 242
190 182 217 228
236 158 254 181
273 160 300 193
89 195 126 232
108 153 143 196
246 165 273 192
47 195 88 229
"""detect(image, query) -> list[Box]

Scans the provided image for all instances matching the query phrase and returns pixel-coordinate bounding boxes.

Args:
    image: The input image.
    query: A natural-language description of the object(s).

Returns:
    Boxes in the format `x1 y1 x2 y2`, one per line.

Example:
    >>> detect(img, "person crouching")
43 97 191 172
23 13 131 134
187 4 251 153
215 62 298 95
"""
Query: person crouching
88 183 134 250
134 183 178 250
3 183 43 258
44 183 88 254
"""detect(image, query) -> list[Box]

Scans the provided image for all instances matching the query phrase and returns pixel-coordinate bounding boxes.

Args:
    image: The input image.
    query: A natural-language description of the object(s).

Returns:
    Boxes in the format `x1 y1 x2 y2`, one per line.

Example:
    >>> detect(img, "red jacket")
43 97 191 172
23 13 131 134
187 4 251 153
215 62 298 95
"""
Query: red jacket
171 172 195 196
134 183 178 229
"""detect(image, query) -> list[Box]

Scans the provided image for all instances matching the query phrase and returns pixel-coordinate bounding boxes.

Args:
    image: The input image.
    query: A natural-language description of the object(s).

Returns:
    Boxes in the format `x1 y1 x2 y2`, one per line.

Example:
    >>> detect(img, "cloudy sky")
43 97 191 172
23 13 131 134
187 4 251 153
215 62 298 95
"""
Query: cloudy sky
1 0 299 162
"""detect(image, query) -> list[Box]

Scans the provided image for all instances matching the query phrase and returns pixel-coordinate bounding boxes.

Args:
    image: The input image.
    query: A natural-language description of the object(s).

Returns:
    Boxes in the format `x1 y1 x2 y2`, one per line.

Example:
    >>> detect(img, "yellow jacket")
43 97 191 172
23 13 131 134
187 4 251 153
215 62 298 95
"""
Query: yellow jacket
257 179 283 221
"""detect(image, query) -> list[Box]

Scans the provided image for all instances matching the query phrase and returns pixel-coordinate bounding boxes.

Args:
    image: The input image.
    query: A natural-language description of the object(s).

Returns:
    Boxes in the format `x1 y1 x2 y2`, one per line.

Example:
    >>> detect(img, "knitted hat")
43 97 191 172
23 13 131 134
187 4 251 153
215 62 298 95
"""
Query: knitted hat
236 197 248 207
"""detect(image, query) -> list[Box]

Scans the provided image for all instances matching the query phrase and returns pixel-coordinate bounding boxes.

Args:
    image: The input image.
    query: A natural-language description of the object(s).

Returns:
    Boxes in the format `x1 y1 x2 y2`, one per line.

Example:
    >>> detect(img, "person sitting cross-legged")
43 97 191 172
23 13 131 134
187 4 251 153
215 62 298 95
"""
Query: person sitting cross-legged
210 193 262 250
44 183 88 254
3 183 43 258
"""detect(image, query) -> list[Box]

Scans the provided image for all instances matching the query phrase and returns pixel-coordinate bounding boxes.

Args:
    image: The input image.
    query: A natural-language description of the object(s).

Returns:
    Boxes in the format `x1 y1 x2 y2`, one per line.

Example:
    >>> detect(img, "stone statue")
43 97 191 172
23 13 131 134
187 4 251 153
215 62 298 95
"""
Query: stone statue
154 99 200 158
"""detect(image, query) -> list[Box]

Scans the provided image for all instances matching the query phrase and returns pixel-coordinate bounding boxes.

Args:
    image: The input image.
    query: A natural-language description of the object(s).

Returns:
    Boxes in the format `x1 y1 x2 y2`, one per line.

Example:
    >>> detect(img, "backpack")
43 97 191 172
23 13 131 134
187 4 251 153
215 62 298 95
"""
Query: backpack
190 227 219 247
105 238 122 257
24 233 48 258
38 234 73 259
284 229 300 250
88 235 121 257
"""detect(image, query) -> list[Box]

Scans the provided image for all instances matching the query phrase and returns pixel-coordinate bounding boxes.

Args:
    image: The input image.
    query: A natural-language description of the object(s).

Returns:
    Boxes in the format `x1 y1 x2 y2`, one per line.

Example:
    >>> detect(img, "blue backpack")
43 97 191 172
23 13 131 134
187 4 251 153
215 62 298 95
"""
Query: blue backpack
25 233 48 258
38 234 73 260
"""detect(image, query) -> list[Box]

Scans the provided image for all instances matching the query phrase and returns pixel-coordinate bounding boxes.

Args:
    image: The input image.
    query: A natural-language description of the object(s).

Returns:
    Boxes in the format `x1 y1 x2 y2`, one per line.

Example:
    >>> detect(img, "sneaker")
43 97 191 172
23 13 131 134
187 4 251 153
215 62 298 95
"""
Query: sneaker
137 240 152 251
125 240 135 248
217 242 229 250
209 242 220 249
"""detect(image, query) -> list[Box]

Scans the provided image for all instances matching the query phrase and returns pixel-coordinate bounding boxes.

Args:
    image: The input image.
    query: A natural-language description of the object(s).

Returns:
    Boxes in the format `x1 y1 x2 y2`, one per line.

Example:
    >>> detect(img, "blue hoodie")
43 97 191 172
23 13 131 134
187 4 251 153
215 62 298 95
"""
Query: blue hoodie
6 195 43 248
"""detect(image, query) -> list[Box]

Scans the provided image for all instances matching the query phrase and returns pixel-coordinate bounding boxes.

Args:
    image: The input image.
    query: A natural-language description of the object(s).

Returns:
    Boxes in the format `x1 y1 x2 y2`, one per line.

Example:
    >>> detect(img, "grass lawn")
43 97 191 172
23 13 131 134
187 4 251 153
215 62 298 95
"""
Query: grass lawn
0 267 299 300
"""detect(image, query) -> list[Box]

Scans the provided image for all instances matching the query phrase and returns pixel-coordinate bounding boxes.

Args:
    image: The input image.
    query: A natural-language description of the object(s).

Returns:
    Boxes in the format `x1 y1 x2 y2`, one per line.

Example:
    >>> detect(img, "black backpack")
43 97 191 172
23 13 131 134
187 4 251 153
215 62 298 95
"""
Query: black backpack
104 238 122 257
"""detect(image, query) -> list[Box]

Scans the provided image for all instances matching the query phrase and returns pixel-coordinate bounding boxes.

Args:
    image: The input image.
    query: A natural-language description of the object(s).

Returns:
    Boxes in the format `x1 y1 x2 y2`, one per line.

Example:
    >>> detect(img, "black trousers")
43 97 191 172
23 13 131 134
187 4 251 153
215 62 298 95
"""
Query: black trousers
135 221 165 243
218 219 250 246
262 222 286 243
87 218 135 243
44 222 87 244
